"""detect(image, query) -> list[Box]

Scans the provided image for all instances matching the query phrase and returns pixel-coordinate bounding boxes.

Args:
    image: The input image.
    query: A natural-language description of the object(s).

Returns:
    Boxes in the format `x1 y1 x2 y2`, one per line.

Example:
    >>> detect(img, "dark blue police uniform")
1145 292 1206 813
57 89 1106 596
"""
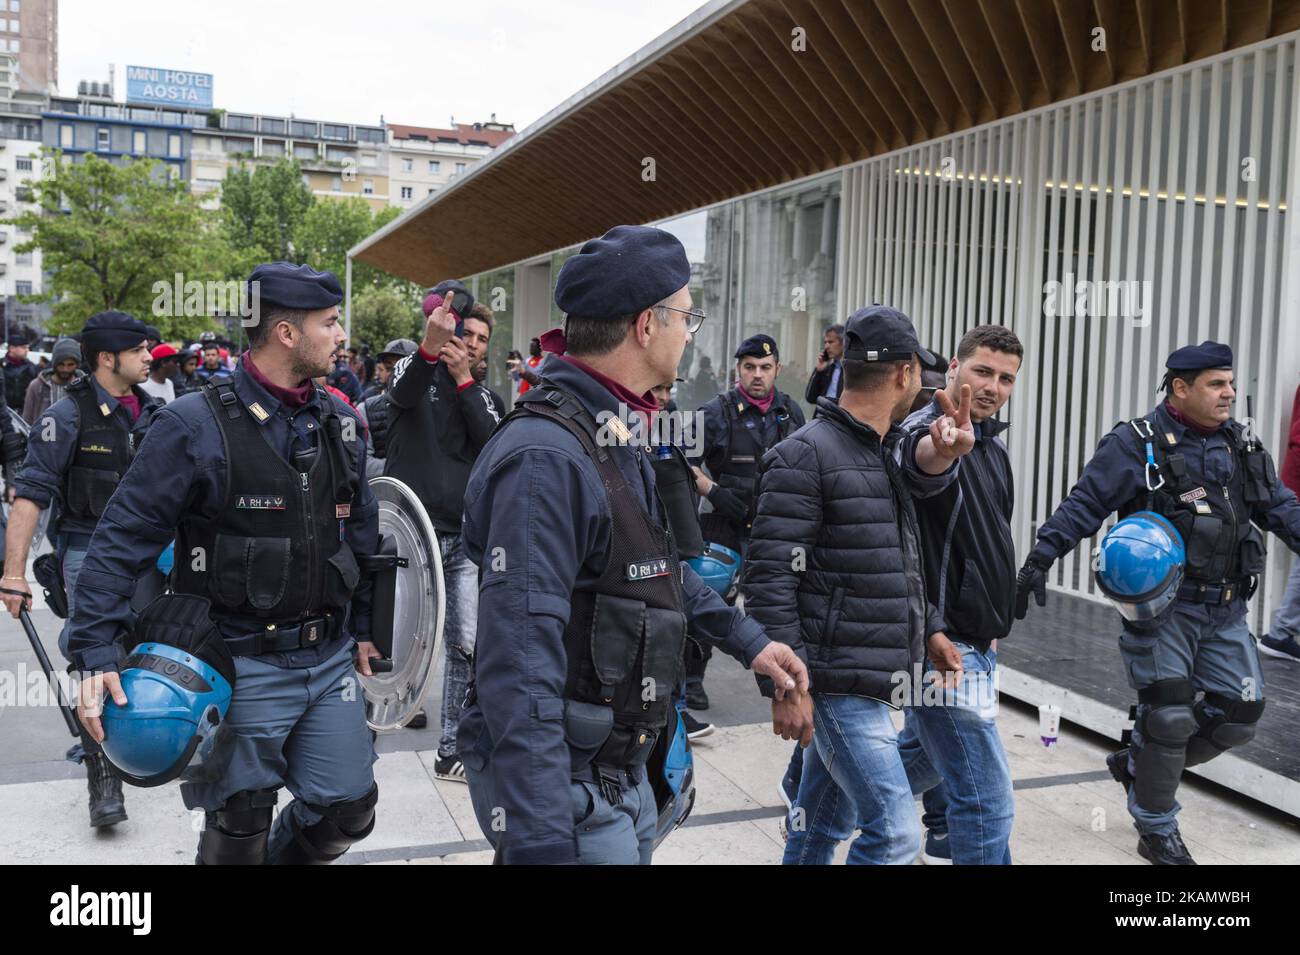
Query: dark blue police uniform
1021 342 1300 853
457 226 773 865
66 263 382 865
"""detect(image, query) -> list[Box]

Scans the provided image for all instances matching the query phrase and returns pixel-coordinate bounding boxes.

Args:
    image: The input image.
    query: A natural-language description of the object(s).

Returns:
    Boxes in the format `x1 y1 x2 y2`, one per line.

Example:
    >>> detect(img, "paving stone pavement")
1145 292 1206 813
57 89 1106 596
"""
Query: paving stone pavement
2 604 1296 864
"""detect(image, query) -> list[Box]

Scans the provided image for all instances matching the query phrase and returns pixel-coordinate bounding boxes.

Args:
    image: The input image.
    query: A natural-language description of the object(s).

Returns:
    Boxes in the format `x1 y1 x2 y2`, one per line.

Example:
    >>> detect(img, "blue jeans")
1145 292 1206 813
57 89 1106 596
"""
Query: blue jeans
782 693 920 865
438 532 478 759
1270 556 1300 642
899 642 1014 864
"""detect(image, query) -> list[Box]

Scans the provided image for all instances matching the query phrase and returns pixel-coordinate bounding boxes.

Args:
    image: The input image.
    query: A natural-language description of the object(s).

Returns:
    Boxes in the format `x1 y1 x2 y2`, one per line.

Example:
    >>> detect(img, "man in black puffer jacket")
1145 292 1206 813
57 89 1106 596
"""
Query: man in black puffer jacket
745 305 973 866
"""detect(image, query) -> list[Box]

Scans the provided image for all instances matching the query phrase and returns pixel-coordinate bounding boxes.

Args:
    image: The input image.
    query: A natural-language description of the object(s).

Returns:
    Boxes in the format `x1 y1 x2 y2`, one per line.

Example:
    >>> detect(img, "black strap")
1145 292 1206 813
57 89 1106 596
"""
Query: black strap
1137 678 1195 706
1200 692 1265 724
207 379 242 420
511 386 671 556
223 612 342 656
1177 579 1246 605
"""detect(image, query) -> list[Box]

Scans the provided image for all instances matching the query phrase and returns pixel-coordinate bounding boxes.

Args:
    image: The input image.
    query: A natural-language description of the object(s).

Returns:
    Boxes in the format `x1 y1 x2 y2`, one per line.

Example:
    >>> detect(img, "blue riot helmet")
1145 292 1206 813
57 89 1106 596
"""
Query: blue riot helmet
686 542 742 597
650 700 696 849
1092 512 1186 623
100 595 237 787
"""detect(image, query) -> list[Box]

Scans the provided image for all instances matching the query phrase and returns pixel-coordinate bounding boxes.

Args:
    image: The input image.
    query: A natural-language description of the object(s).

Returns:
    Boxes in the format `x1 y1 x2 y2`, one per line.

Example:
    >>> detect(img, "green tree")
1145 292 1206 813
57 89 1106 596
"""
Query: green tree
6 150 231 338
217 157 313 274
349 284 422 350
296 195 375 282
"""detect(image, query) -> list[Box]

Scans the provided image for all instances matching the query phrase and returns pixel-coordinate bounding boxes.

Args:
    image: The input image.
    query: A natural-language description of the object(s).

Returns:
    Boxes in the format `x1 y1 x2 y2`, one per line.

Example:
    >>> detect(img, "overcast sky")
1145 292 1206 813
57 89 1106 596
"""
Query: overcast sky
60 0 710 132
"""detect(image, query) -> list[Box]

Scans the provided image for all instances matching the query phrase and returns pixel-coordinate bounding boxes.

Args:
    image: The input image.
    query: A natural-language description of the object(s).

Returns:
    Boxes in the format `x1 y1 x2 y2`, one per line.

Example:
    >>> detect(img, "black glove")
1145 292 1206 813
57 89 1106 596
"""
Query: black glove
1014 557 1050 620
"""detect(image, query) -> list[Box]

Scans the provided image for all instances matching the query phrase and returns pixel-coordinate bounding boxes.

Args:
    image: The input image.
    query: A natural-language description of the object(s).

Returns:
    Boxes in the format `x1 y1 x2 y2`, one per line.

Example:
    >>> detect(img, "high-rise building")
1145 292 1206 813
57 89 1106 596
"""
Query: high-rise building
387 117 513 210
0 50 45 331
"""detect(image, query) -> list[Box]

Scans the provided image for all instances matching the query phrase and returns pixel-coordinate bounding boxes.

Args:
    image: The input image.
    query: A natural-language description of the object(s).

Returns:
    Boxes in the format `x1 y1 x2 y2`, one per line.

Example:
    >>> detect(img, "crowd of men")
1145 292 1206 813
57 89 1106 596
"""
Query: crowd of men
2 221 1298 867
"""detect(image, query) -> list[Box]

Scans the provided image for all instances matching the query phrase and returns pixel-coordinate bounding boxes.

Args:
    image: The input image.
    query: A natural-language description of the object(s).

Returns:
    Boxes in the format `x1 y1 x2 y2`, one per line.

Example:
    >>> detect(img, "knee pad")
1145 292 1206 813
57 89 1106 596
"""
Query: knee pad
197 788 278 866
268 784 378 865
1131 680 1197 814
1184 694 1265 765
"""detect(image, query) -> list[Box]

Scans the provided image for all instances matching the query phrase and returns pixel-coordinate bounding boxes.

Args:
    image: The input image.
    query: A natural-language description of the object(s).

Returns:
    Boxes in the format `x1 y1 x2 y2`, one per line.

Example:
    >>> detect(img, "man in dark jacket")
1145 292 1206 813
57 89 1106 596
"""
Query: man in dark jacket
746 304 971 865
385 297 502 772
171 346 202 398
3 335 39 412
897 324 1023 865
803 323 845 405
328 346 363 404
22 337 84 425
685 333 804 709
356 338 416 479
2 312 163 830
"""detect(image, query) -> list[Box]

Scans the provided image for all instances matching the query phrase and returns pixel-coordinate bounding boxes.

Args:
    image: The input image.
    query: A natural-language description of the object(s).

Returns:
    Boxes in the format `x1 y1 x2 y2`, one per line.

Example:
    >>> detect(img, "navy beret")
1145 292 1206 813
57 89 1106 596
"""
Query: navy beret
248 261 343 312
1166 340 1233 371
80 311 151 354
735 334 779 360
554 225 691 320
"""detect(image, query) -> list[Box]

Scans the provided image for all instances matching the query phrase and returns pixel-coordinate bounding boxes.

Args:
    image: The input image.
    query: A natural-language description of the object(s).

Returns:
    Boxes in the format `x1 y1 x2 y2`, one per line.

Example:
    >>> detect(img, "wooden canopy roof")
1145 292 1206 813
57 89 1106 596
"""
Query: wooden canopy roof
353 0 1300 284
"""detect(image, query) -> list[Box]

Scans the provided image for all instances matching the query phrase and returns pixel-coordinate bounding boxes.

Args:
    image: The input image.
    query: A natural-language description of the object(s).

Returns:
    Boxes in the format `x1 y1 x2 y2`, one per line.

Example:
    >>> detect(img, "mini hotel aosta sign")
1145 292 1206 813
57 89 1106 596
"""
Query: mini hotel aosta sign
125 66 214 109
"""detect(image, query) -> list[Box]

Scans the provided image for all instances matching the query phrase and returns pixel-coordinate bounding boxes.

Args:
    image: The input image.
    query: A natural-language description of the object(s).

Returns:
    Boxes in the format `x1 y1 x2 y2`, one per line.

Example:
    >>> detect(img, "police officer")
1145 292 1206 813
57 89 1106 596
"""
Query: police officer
63 264 383 864
1 311 162 828
458 225 809 864
685 333 804 709
1015 341 1300 865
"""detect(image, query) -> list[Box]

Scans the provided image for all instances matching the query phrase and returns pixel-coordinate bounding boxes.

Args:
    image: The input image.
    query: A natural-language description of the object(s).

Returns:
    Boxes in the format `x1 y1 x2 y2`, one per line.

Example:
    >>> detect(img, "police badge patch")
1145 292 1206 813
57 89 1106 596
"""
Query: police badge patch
235 495 287 510
1179 486 1208 503
626 558 672 581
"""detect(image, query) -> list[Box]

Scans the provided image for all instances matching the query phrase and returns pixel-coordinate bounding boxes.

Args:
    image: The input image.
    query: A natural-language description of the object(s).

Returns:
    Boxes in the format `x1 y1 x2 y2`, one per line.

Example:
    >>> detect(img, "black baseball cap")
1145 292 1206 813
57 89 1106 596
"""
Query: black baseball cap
843 305 935 366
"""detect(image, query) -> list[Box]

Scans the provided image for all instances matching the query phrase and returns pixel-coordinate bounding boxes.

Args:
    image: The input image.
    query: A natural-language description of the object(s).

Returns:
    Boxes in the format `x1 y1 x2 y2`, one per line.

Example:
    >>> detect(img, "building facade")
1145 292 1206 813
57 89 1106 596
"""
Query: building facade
359 21 1300 638
387 118 514 209
192 111 389 211
42 88 203 181
10 0 55 95
0 51 44 330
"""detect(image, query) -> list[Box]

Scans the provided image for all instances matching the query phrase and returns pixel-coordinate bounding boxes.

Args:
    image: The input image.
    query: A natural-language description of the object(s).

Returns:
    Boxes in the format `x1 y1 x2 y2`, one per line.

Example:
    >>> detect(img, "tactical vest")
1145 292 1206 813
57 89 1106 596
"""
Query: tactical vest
701 389 794 545
506 386 688 772
1119 417 1272 585
172 381 361 623
365 393 392 459
62 378 149 521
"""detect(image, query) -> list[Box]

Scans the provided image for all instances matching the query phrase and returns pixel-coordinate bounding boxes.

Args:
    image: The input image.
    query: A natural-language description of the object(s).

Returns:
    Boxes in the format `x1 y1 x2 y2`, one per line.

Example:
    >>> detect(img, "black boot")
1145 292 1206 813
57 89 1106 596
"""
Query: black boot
85 748 127 829
1106 748 1134 794
684 679 709 711
1137 829 1196 865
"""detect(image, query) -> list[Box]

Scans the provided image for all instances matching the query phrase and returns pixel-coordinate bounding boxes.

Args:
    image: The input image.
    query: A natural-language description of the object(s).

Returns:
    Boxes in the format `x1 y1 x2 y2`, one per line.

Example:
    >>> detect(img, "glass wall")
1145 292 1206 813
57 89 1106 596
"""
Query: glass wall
464 169 842 413
472 267 515 401
733 176 840 419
